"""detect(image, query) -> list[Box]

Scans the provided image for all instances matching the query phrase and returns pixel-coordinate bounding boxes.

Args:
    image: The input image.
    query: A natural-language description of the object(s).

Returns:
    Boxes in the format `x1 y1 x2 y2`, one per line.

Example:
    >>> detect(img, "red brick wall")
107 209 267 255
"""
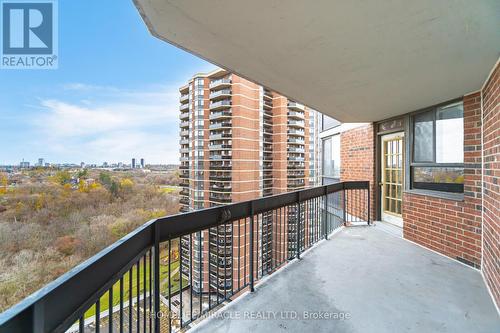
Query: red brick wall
482 61 499 307
340 124 376 221
403 93 483 268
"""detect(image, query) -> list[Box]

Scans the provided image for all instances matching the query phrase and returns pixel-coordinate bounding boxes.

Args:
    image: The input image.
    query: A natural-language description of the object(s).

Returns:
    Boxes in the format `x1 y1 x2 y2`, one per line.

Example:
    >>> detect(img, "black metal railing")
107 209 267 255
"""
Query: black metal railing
0 181 370 333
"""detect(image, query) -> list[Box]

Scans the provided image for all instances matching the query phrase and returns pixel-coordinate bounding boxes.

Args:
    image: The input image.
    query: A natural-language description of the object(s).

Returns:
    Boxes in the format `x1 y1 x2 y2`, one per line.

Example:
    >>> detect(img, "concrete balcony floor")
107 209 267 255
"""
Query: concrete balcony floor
192 225 500 333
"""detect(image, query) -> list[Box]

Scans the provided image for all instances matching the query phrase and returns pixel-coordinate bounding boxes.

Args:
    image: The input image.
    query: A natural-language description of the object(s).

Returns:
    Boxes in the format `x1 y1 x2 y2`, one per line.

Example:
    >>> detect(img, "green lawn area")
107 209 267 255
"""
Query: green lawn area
84 259 189 319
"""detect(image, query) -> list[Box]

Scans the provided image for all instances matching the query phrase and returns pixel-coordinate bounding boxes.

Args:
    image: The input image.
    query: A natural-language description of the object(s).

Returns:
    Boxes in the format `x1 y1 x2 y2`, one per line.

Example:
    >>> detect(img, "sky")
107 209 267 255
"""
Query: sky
0 1 216 165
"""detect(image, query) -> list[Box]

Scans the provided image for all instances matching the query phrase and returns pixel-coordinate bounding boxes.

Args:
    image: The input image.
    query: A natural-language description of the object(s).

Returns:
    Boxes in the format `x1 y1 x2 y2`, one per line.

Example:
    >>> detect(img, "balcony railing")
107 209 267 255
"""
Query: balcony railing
287 110 305 119
209 110 232 120
0 181 369 333
209 78 231 89
287 101 305 111
209 89 231 99
209 100 231 110
209 121 231 130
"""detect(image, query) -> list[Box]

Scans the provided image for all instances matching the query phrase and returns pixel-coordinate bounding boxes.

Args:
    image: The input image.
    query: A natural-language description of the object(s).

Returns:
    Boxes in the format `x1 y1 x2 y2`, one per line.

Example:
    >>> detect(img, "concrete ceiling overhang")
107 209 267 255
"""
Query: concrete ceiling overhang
133 0 500 122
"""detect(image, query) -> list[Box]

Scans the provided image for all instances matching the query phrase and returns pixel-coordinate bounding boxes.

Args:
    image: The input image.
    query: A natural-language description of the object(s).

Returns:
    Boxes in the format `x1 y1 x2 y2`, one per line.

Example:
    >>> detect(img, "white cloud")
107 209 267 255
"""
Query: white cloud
31 83 182 164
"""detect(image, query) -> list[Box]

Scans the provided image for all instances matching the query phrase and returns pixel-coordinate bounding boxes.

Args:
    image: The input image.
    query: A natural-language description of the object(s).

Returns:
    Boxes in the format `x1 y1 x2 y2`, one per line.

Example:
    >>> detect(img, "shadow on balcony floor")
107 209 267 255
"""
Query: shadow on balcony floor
191 226 499 333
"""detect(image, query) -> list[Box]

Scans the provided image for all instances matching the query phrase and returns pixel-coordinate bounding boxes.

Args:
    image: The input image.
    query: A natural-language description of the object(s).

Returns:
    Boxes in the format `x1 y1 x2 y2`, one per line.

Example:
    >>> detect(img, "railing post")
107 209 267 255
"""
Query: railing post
342 185 347 226
323 186 328 240
153 221 161 332
296 192 301 259
367 182 371 225
249 202 255 292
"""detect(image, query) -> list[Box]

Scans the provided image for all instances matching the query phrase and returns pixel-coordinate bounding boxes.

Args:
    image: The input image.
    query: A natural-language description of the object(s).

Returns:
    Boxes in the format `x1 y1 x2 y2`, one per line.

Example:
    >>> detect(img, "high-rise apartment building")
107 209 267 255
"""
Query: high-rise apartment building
178 69 320 295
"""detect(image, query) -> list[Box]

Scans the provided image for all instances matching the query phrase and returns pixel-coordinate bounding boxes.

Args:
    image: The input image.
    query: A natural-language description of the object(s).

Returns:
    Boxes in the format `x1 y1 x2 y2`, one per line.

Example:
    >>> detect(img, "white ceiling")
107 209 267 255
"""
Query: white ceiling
133 0 500 122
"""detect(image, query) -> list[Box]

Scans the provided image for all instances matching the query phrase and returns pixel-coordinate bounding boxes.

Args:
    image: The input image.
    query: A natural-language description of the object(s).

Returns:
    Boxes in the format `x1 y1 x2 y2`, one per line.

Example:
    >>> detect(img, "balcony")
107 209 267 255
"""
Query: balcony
288 137 305 144
195 223 499 332
209 100 231 110
180 103 189 111
209 78 231 89
287 155 305 162
180 129 189 137
287 120 305 128
209 121 231 130
209 89 231 100
288 128 305 136
180 112 189 120
287 101 305 111
208 193 232 203
209 154 231 160
209 132 232 140
288 171 305 178
210 163 232 170
288 110 305 119
1 181 497 332
180 120 189 128
209 110 232 120
180 94 189 102
209 174 231 181
179 138 189 145
209 144 232 151
210 185 232 193
288 146 305 153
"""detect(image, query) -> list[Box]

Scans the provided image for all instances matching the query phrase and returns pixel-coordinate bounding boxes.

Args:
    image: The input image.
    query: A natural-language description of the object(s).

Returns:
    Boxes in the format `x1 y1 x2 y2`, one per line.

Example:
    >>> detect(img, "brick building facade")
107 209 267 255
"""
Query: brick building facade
322 60 499 309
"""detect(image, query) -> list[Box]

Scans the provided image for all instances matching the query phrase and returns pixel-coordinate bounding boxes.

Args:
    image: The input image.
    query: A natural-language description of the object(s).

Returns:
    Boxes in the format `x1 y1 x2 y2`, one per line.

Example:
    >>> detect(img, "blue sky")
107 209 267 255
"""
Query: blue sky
0 1 216 165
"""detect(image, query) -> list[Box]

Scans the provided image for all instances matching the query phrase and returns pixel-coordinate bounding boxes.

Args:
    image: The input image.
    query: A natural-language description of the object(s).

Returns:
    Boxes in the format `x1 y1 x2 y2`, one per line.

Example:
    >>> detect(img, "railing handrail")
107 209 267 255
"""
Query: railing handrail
0 181 369 332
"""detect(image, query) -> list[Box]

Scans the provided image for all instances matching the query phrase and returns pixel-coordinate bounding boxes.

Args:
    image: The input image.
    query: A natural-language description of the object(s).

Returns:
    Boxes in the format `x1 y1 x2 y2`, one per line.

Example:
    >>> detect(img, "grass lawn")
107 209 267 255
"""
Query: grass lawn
84 259 189 319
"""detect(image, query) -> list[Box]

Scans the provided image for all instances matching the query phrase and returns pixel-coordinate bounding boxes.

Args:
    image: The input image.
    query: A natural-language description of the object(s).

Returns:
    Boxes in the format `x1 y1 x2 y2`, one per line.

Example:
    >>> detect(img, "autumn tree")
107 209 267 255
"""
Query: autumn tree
0 173 7 195
51 170 71 185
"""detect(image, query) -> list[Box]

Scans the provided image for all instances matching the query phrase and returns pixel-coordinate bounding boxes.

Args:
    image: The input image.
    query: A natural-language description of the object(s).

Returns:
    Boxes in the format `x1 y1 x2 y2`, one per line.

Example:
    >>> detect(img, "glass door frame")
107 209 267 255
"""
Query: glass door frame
380 132 405 226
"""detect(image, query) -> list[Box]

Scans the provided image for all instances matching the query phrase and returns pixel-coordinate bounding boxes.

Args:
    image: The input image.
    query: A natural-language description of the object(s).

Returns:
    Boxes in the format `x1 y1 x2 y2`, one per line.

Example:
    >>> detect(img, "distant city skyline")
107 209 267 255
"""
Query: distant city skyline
0 157 176 168
0 1 216 165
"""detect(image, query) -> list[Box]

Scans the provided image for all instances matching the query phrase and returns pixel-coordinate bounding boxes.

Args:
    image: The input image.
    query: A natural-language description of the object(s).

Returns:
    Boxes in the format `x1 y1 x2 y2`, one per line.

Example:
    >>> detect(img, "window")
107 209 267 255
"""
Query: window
411 101 464 193
322 134 340 182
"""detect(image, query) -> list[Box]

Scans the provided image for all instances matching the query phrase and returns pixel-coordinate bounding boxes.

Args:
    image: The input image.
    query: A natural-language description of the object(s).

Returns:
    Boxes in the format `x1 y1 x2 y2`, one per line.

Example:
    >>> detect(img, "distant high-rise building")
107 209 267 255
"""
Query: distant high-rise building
37 158 44 167
132 158 136 169
178 69 321 294
140 158 145 168
19 160 30 168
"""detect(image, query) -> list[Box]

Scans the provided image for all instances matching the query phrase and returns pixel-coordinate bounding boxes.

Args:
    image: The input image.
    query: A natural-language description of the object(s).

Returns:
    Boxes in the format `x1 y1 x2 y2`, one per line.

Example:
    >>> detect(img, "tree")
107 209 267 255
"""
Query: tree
110 181 119 198
77 169 88 179
51 170 71 185
99 172 112 187
120 178 134 188
0 173 7 195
